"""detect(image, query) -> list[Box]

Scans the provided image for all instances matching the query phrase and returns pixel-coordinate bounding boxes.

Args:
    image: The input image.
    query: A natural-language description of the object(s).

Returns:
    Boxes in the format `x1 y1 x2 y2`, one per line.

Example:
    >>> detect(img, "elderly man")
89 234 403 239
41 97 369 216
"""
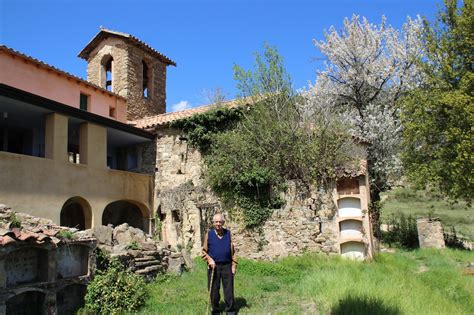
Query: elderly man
202 213 237 314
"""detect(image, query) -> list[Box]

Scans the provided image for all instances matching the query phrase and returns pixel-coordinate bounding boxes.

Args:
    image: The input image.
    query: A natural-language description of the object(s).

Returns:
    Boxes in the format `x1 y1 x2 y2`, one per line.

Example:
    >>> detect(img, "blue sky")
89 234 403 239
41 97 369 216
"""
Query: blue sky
0 0 439 113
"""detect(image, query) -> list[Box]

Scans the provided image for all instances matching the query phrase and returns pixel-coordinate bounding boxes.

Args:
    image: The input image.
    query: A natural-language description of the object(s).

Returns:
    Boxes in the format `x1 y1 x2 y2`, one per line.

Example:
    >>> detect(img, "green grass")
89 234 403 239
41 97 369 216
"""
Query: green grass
137 249 474 314
381 187 473 240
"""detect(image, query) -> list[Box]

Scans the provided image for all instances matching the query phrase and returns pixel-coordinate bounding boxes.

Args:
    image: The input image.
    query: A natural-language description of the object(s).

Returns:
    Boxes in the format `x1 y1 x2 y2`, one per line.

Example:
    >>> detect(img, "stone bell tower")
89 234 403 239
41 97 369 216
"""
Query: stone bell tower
78 28 176 120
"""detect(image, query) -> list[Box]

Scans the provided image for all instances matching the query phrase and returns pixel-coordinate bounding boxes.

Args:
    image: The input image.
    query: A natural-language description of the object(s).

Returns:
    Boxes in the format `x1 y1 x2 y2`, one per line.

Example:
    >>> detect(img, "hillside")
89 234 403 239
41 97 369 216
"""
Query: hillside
381 187 473 241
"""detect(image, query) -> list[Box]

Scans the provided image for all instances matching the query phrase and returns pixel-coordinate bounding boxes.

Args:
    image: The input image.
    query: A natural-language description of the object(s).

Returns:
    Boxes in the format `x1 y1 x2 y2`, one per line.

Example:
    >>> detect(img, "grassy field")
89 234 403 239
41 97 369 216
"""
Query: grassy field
138 249 474 314
381 187 473 240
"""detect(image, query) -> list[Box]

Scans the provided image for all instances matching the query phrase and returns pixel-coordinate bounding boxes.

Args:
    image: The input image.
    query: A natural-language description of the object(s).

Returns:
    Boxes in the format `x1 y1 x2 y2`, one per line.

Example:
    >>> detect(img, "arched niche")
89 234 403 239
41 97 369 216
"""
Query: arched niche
60 196 92 230
57 284 87 315
5 247 48 287
56 244 90 279
102 200 150 233
339 219 363 238
6 290 46 314
340 241 366 260
337 197 362 217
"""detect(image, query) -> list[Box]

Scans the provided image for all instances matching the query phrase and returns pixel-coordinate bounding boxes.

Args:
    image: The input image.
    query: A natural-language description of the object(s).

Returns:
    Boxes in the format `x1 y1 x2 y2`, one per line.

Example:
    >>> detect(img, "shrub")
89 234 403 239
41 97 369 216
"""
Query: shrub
381 213 419 248
9 213 21 228
126 240 141 250
84 258 147 314
57 230 74 240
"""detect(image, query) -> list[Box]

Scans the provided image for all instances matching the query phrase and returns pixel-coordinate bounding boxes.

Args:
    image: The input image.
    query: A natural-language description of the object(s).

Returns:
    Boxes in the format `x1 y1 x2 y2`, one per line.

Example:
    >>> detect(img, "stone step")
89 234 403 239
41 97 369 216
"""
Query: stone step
135 260 161 268
141 250 160 256
134 256 155 262
135 265 162 274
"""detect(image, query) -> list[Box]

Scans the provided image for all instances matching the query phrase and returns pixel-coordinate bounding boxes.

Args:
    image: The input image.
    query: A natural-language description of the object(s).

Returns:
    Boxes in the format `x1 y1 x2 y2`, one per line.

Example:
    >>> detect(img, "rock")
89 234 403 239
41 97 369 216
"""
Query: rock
114 230 135 246
170 252 182 259
91 226 113 246
140 241 157 251
167 256 185 274
181 251 194 269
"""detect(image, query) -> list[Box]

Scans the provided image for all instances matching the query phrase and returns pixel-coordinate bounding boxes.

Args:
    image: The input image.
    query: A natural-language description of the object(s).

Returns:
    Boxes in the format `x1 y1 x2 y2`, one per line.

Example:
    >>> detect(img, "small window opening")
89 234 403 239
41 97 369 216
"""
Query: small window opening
142 61 149 98
105 58 113 91
79 93 89 111
109 107 116 118
172 210 181 223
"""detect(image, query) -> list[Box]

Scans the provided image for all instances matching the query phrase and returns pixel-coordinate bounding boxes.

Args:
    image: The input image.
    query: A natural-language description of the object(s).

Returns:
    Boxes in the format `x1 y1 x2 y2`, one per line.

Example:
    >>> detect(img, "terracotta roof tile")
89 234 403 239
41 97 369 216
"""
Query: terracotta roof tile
130 99 243 129
18 231 37 242
2 235 16 246
336 159 368 178
78 28 176 66
0 207 93 247
0 45 126 100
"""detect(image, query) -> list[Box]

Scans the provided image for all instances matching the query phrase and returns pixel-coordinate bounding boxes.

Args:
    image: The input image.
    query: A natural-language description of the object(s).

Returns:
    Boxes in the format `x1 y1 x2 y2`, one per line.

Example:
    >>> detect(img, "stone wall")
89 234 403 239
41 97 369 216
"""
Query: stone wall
152 129 367 260
153 128 217 256
85 37 167 120
417 218 446 249
228 185 340 260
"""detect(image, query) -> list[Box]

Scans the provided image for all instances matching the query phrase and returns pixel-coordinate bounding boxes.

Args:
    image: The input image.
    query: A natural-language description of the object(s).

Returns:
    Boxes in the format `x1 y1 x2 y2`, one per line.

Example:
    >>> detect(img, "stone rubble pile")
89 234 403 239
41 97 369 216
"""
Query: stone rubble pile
77 223 185 278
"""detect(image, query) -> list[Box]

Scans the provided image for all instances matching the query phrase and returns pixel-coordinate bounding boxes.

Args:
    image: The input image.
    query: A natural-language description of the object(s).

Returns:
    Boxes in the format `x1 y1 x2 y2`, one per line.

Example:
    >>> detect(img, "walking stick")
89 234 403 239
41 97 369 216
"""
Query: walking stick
206 267 216 315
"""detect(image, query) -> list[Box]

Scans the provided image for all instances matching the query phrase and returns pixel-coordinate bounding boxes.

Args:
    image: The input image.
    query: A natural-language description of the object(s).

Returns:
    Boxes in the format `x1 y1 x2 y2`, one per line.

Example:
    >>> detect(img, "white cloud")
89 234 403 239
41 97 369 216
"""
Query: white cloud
170 100 191 112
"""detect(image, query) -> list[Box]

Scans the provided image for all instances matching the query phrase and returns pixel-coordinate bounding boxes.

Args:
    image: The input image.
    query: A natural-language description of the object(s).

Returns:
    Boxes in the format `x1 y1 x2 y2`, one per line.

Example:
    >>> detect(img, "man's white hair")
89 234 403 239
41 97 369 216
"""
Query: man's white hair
213 213 225 222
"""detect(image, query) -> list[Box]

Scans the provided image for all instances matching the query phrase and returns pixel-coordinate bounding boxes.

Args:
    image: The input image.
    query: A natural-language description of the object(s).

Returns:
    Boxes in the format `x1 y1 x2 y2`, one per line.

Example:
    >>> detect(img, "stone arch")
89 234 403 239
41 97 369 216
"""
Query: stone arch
57 284 87 315
60 196 92 230
102 200 150 233
6 290 46 314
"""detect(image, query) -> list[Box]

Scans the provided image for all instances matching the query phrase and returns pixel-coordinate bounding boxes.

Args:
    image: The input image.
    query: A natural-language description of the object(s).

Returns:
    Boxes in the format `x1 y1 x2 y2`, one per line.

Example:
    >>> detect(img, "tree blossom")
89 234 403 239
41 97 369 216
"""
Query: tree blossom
307 15 424 196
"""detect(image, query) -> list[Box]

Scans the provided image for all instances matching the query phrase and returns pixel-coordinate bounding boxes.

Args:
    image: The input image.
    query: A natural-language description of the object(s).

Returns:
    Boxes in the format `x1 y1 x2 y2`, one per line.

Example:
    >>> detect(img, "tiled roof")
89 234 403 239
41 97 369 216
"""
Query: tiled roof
0 45 126 100
130 99 243 129
0 206 94 247
336 159 368 178
78 28 176 66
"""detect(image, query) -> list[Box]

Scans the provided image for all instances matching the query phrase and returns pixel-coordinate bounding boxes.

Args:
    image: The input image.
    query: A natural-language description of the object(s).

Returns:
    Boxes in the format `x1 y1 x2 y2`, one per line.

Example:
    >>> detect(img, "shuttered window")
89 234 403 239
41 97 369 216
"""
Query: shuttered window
80 93 89 111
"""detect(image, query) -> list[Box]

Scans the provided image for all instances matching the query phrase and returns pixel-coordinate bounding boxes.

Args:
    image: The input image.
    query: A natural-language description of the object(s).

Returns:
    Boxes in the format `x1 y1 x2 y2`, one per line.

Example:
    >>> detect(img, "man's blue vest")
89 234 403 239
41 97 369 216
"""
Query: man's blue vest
208 228 232 263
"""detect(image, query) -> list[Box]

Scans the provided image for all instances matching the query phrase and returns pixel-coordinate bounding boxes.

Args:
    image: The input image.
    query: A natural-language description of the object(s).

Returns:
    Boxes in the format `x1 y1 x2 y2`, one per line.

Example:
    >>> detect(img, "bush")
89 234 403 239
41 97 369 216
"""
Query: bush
381 213 419 248
9 213 21 228
84 258 147 314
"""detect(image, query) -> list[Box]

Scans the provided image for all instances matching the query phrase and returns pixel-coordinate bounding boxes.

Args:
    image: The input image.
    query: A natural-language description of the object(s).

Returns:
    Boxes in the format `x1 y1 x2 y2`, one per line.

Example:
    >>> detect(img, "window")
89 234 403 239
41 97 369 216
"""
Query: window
101 56 113 91
142 61 150 98
109 107 116 118
79 93 89 111
105 59 112 91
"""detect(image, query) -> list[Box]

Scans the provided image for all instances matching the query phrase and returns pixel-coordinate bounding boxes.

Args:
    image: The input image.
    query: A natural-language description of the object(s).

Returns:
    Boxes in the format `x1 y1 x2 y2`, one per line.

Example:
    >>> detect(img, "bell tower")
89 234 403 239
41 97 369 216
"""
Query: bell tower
78 28 176 120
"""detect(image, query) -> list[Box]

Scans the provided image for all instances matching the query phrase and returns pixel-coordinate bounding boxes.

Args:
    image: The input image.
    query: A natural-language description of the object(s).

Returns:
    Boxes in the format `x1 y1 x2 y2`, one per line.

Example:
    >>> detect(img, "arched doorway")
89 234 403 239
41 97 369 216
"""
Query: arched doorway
102 200 150 233
60 197 92 230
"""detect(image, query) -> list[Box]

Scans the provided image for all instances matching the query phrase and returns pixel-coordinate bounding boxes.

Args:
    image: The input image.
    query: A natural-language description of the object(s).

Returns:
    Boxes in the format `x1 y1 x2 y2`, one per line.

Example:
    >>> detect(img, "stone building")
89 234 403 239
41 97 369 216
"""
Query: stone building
78 28 176 120
0 28 374 261
0 206 96 314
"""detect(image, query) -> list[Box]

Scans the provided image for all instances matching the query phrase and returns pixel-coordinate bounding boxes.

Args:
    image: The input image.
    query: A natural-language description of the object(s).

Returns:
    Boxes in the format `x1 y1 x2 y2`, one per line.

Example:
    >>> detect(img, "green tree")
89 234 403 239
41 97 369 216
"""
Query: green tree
204 44 359 227
401 0 473 203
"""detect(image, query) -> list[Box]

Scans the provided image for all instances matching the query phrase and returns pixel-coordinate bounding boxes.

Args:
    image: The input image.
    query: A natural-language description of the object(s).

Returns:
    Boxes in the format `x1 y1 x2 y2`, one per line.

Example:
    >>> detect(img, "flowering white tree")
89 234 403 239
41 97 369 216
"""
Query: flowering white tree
306 15 424 203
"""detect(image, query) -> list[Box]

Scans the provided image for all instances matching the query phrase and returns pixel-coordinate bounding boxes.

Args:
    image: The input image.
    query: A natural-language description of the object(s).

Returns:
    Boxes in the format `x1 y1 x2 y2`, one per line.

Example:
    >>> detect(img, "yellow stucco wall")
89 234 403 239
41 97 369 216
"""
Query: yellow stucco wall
0 151 153 229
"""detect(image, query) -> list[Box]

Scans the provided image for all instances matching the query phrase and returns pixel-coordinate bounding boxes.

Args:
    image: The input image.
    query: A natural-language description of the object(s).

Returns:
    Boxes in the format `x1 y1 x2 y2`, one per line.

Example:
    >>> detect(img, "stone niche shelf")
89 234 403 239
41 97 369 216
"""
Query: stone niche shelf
339 235 365 243
336 216 363 223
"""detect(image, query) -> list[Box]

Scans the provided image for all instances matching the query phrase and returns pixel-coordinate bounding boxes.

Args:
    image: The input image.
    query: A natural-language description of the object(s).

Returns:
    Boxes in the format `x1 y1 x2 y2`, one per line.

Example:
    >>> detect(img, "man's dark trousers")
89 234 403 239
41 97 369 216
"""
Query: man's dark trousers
208 262 235 314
